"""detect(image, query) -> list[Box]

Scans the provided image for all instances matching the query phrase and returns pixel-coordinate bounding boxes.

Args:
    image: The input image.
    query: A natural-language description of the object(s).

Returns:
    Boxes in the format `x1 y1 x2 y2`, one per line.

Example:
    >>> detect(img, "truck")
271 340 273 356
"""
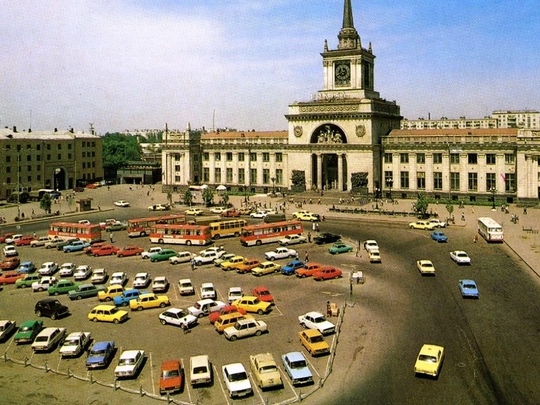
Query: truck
60 331 92 357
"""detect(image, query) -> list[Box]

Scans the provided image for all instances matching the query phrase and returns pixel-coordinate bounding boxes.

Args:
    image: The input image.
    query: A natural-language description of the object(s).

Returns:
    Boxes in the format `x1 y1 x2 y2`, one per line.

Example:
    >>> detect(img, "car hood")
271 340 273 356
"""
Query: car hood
160 375 182 390
289 366 312 380
227 378 251 393
87 354 107 364
115 364 136 373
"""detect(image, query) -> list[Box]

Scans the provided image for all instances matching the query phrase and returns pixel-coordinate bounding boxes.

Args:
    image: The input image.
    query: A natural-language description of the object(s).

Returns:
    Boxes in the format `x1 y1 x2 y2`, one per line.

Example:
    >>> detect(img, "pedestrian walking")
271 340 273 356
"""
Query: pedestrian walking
33 232 37 239
191 259 196 271
461 212 465 221
349 280 353 296
312 222 317 232
307 232 312 243
523 207 528 215
304 251 309 262
110 232 114 243
473 234 478 243
326 301 332 318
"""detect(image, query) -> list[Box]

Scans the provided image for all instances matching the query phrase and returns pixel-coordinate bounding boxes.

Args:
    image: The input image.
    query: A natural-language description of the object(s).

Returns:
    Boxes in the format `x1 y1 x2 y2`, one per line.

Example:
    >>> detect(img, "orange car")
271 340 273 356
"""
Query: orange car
0 271 25 285
295 262 323 278
117 246 144 258
235 259 261 274
159 359 184 396
91 244 120 257
0 257 20 271
15 235 35 246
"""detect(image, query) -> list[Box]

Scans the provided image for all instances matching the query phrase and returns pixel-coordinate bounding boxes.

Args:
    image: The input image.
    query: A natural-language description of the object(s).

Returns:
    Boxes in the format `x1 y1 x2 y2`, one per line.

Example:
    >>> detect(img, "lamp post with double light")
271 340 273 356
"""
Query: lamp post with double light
385 177 393 202
490 187 496 211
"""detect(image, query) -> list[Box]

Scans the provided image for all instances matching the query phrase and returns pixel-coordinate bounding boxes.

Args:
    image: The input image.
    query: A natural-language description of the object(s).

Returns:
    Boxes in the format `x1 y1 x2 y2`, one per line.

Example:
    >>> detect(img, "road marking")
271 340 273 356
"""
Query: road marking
215 363 231 405
149 352 156 396
303 350 321 378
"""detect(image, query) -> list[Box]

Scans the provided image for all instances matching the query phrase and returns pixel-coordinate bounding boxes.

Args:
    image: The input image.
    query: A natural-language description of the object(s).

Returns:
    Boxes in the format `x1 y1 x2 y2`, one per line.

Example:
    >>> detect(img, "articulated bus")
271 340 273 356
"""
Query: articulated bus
208 219 247 239
48 222 102 243
127 214 186 237
240 220 303 246
148 224 212 246
477 217 504 242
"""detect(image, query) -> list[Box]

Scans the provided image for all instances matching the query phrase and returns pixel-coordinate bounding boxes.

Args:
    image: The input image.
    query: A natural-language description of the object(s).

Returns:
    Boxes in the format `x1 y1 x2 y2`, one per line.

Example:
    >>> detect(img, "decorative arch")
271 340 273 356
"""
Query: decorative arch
310 124 347 144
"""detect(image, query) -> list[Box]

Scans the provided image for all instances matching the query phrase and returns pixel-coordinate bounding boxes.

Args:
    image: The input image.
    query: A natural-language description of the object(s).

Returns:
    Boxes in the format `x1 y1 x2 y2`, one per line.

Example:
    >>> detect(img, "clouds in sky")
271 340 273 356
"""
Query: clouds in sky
1 0 539 133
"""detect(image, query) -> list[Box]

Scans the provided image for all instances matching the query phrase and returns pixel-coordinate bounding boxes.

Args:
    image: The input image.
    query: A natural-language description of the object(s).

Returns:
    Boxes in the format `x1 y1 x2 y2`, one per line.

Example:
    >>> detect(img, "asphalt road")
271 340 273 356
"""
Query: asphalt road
1 198 540 404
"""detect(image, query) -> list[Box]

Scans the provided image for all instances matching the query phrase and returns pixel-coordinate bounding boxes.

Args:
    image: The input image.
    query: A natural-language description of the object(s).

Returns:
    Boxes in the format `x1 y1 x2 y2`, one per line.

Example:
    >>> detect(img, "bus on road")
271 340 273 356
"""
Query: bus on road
477 217 504 242
149 224 212 246
48 222 102 243
240 220 303 247
208 219 247 239
127 214 185 237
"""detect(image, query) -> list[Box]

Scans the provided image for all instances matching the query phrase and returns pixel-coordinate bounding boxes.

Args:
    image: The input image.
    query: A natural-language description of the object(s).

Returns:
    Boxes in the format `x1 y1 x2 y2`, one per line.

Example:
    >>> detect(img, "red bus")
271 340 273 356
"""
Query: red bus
48 222 102 243
240 220 303 247
149 224 212 246
127 214 186 237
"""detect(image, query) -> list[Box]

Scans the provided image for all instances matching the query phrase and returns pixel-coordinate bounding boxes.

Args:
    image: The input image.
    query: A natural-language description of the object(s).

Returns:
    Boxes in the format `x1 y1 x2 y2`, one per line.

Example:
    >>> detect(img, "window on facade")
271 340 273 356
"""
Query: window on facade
67 153 71 160
416 153 425 164
263 169 270 184
433 153 443 164
92 142 95 147
68 144 72 150
26 155 31 162
47 144 51 150
174 165 181 171
82 152 86 158
27 165 32 172
468 173 478 191
400 171 409 189
175 175 181 182
433 172 443 190
27 176 31 182
203 168 209 182
400 153 409 164
263 153 270 162
6 177 10 184
468 153 478 164
82 162 86 169
238 152 245 162
203 152 209 161
215 152 221 161
505 173 516 192
486 154 496 165
36 155 40 161
417 172 425 189
6 167 10 173
250 152 257 161
46 154 51 160
226 152 233 162
486 173 496 190
6 156 10 163
384 171 393 185
92 162 95 168
450 153 460 164
57 154 61 160
36 165 40 171
250 168 257 184
276 169 283 184
214 168 221 183
36 144 40 151
82 142 86 147
57 144 62 150
174 154 180 161
238 168 245 184
37 175 41 181
384 153 393 163
504 154 515 164
276 153 283 162
226 168 233 183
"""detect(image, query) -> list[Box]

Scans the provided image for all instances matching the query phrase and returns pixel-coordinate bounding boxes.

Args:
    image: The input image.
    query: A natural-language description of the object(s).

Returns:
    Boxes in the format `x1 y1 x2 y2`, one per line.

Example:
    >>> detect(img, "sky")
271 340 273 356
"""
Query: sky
1 0 539 134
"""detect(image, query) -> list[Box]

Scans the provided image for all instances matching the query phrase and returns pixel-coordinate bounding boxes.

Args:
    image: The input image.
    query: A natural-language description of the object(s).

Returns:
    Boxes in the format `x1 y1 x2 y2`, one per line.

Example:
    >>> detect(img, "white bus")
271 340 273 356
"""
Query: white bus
477 217 504 242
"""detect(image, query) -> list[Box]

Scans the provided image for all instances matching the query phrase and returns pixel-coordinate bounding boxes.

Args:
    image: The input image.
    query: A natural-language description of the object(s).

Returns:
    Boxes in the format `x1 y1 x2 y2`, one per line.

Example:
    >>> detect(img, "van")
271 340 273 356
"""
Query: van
264 213 286 223
190 355 212 386
214 312 252 333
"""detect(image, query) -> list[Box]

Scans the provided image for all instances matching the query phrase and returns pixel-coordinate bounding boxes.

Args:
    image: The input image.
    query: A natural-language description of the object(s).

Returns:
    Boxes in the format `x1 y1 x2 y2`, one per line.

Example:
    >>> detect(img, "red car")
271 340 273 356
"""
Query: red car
15 235 35 246
91 244 120 257
0 233 14 243
0 271 25 285
252 286 274 305
85 242 106 255
208 305 247 324
0 257 20 271
220 209 240 218
117 246 144 258
295 262 323 278
159 359 184 396
313 266 343 281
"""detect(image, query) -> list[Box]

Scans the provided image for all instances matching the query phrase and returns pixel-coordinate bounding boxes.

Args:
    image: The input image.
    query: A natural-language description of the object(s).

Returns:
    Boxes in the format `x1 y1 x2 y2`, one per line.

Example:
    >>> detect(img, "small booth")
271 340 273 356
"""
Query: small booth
76 198 93 212
352 271 365 284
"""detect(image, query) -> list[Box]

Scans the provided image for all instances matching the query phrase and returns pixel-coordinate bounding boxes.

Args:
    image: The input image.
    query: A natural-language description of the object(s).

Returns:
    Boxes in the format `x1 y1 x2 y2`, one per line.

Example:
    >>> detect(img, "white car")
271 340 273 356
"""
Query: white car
264 247 298 261
210 206 227 214
279 234 307 246
250 210 268 219
450 250 471 265
31 327 66 352
148 204 169 211
141 247 162 259
152 276 169 292
74 265 92 280
38 262 59 276
199 246 226 257
224 318 268 341
5 234 23 245
2 245 18 257
200 283 216 300
110 271 127 286
159 307 198 329
178 279 195 296
190 355 212 386
364 240 379 252
91 268 108 284
185 208 203 216
228 287 243 304
114 349 145 378
59 263 76 277
0 320 17 341
133 272 151 288
188 299 226 318
59 331 91 357
169 251 193 265
369 250 381 263
298 311 336 335
114 200 130 207
222 363 253 398
32 276 58 292
30 236 52 247
428 218 447 228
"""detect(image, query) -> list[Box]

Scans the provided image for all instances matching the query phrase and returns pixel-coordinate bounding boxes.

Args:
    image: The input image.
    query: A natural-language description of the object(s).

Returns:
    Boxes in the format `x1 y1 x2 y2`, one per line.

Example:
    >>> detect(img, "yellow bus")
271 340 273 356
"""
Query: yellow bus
208 219 247 240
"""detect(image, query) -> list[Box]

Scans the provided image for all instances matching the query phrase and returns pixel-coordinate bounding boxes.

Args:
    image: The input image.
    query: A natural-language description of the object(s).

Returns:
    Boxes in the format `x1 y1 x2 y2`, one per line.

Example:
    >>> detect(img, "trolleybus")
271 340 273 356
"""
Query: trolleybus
48 222 102 243
148 223 212 246
240 220 303 246
127 214 185 237
208 219 247 239
477 217 504 242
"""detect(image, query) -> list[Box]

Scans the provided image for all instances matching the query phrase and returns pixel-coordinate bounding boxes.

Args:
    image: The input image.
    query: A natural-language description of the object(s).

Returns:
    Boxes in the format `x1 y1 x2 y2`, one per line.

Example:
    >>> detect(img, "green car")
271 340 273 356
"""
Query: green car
14 320 43 344
150 249 178 262
68 284 105 300
16 274 41 288
328 242 353 255
48 280 80 296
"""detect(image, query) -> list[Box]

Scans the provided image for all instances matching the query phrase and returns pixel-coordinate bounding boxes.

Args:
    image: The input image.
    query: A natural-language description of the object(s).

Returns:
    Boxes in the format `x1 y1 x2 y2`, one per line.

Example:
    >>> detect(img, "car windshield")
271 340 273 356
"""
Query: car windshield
20 325 32 332
230 372 248 382
313 316 325 323
119 358 135 365
109 308 119 314
35 336 48 342
91 348 107 355
162 369 180 378
310 335 324 343
464 284 475 289
291 360 307 368
193 366 208 374
260 365 277 373
418 355 437 363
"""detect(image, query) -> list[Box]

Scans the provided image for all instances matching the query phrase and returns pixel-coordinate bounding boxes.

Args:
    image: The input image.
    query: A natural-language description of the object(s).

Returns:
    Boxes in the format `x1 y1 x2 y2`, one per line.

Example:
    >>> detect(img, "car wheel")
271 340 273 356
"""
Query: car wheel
256 240 262 246
229 335 237 341
54 291 59 296
186 240 192 246
51 313 57 320
197 313 204 318
214 234 220 240
20 284 27 288
118 254 123 258
141 231 146 237
93 317 98 322
158 239 164 244
151 259 155 262
113 318 120 324
159 302 167 308
160 319 167 325
255 330 262 336
35 311 41 317
196 261 202 266
77 295 82 300
38 287 44 292
137 306 143 311
257 309 264 315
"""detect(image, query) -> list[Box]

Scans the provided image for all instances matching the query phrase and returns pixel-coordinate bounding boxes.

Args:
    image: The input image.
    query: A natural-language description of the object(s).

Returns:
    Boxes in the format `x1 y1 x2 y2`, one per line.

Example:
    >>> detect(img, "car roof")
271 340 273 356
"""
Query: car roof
92 340 114 349
190 354 209 366
92 304 116 310
120 349 143 358
304 311 324 317
284 351 305 361
223 362 245 373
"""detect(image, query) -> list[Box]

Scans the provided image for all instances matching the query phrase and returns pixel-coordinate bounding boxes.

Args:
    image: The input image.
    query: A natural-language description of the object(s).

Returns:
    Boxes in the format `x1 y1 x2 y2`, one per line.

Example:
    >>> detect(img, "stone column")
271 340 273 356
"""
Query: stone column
338 153 344 191
209 153 216 184
317 154 323 190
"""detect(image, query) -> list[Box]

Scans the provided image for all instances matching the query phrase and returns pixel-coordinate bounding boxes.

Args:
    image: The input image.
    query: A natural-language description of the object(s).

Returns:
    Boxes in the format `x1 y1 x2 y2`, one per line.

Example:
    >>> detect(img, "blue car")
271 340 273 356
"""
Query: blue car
18 261 36 273
282 259 306 275
282 351 313 386
431 231 448 243
459 279 479 298
86 340 115 369
113 289 148 307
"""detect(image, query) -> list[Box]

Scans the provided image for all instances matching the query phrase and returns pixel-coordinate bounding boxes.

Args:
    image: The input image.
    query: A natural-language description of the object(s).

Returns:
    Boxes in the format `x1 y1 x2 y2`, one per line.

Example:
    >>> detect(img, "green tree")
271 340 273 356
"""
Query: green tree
414 193 429 218
445 201 454 223
221 192 230 206
183 190 193 206
102 133 142 171
40 193 52 214
166 191 173 207
202 188 214 207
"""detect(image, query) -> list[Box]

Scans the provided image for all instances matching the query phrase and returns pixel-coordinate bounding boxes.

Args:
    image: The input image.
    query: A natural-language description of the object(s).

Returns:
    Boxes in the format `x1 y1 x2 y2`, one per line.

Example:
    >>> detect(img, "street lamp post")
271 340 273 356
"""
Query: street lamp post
385 177 393 202
490 187 496 211
375 187 380 210
270 177 276 195
16 150 21 219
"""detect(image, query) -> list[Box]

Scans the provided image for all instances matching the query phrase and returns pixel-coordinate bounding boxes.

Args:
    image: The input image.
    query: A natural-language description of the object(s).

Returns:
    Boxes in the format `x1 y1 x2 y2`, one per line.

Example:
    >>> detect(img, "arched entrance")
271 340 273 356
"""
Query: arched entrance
54 167 67 191
309 124 348 191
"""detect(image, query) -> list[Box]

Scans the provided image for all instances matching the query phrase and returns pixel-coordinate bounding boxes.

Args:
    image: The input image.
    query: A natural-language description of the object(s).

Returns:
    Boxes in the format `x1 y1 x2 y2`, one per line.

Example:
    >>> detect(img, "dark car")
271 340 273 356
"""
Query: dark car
34 298 70 320
313 233 341 245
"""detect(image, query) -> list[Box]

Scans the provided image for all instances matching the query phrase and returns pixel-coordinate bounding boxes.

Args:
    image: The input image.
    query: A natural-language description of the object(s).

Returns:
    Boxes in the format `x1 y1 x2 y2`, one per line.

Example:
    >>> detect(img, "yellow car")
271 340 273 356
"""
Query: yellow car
88 305 129 324
414 344 445 377
129 293 170 311
299 329 330 356
295 213 320 222
185 208 203 216
416 260 436 275
97 285 125 302
251 261 281 277
220 255 245 271
232 296 272 315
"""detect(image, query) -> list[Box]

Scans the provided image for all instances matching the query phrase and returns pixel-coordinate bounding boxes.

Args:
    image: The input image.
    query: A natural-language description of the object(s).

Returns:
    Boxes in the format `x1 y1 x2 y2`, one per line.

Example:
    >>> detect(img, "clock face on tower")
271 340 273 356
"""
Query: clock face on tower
335 61 351 85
